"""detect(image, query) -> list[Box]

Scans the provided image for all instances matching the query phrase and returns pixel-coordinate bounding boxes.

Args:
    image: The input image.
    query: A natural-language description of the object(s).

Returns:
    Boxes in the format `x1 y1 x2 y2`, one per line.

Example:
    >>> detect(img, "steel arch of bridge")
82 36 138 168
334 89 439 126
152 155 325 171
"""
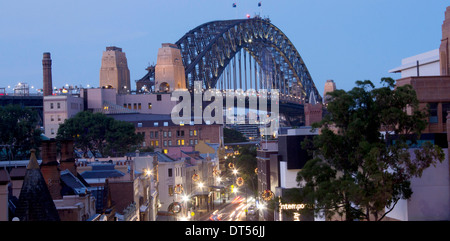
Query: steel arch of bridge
175 17 321 103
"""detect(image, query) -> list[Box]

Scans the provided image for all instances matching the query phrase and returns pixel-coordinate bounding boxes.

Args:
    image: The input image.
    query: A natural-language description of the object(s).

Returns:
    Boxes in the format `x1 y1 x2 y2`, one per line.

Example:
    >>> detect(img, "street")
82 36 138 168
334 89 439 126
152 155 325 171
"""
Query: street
199 196 259 221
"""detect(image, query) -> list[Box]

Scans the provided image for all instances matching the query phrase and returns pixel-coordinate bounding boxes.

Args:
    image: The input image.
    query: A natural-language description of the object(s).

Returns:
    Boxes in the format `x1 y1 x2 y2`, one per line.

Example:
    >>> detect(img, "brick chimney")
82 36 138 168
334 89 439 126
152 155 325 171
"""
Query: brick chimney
40 139 62 199
42 52 53 96
59 140 77 177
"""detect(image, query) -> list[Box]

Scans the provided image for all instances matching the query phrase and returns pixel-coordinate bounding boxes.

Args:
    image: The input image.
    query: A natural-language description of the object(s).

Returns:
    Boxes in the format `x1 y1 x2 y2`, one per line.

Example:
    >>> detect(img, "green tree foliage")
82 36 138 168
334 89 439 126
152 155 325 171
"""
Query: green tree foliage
297 78 445 221
223 127 248 143
0 105 42 160
56 111 143 157
234 146 258 195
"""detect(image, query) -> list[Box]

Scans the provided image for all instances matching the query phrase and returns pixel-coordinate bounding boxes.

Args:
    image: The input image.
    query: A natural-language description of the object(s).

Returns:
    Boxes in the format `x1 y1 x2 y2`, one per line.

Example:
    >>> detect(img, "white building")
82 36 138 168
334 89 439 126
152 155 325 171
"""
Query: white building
43 95 84 138
154 152 185 215
389 49 440 78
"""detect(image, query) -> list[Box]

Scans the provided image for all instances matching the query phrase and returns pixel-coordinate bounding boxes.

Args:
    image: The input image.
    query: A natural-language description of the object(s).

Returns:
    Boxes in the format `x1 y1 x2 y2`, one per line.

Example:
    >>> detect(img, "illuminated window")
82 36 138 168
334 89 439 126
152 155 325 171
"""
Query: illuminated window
148 103 152 109
133 103 137 110
181 139 185 146
155 140 159 146
163 149 168 154
194 130 197 136
138 103 141 110
151 141 154 146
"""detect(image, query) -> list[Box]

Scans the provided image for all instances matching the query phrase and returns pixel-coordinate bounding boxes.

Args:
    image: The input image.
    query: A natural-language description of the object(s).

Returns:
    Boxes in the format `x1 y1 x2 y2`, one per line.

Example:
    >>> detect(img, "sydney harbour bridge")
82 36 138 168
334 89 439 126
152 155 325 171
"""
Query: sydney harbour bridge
138 17 322 126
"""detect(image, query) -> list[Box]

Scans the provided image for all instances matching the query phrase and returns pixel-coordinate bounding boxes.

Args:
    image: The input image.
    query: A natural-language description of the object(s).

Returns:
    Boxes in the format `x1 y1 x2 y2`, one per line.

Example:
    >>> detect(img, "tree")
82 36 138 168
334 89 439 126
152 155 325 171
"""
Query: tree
223 127 248 143
56 111 143 157
296 78 445 221
0 104 42 160
234 146 258 195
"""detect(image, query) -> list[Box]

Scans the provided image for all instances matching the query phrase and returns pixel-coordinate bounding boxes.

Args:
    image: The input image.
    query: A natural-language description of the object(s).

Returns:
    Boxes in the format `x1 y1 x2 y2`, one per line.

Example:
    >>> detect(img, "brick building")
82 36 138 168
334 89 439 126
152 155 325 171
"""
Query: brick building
108 113 224 155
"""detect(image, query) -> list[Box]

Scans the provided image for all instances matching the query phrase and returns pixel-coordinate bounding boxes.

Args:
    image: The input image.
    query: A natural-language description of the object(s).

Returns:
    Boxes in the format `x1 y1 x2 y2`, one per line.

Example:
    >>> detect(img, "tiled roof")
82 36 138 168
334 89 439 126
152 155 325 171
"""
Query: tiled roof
80 164 125 179
13 150 60 221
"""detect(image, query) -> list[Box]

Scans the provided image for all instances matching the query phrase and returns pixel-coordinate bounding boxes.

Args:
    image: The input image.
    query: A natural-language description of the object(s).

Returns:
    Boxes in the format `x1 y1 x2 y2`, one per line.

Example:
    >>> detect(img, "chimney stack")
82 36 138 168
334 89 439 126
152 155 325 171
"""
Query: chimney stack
59 140 78 177
40 139 62 199
42 52 52 96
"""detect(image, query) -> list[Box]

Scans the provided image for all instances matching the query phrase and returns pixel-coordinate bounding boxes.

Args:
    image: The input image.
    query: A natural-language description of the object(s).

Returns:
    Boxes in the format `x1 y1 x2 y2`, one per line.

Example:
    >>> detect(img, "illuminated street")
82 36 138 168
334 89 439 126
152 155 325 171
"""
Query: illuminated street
200 196 259 221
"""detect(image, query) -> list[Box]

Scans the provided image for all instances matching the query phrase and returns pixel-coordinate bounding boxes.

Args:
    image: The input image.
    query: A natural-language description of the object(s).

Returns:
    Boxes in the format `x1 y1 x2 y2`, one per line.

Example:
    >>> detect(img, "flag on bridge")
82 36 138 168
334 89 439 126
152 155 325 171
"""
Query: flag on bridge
258 2 262 7
232 3 236 8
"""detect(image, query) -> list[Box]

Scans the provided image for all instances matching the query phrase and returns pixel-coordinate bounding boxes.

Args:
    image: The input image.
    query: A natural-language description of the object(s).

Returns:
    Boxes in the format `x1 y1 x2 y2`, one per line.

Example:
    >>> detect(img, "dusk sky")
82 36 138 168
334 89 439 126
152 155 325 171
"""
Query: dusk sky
0 0 448 95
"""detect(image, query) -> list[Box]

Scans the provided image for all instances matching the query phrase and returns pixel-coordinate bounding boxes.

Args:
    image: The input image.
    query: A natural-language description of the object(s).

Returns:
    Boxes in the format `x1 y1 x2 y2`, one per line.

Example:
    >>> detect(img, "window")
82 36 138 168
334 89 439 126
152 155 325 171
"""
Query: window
190 130 193 136
133 103 137 110
128 103 132 109
157 94 162 101
138 103 141 110
155 131 158 138
51 115 54 121
194 139 198 145
429 103 438 123
51 128 54 135
190 139 194 145
164 140 167 146
168 131 172 137
177 130 184 137
137 123 143 128
57 115 61 121
155 140 159 146
442 102 450 123
123 103 127 108
181 139 185 146
194 130 197 136
168 185 174 196
163 131 167 137
164 149 168 154
154 122 159 127
163 122 169 127
168 140 172 146
177 140 181 146
151 141 154 146
57 103 60 109
168 168 173 177
50 103 54 109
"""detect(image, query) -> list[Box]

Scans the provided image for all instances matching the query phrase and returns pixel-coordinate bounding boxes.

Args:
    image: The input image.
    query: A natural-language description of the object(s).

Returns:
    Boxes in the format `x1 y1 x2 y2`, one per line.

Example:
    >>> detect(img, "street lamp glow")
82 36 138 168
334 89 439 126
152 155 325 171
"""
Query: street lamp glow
182 195 190 202
232 169 238 175
198 182 204 188
216 177 222 183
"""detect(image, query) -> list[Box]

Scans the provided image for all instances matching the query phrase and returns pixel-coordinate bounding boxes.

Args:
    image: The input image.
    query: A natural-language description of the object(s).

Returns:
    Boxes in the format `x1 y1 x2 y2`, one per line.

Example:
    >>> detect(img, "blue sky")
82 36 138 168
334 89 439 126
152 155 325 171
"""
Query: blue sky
0 0 448 95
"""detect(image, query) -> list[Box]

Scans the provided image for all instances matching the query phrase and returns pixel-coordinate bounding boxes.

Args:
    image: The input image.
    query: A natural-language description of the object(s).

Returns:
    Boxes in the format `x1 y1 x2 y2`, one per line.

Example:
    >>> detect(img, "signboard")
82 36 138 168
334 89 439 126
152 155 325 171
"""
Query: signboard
279 200 306 221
